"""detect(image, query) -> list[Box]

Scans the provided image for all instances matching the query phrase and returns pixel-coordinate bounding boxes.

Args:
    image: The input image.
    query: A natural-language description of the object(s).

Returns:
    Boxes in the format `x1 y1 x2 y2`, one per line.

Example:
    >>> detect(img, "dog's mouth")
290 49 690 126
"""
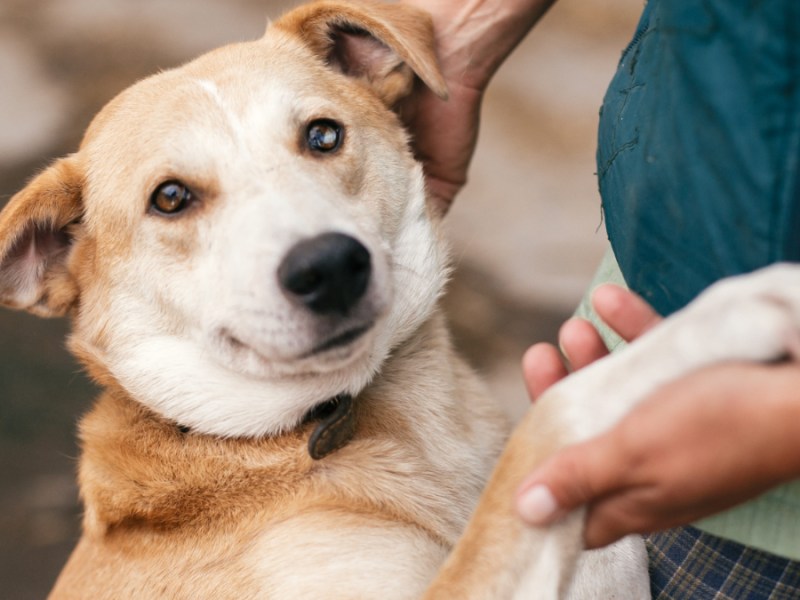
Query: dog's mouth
214 320 375 371
305 322 373 357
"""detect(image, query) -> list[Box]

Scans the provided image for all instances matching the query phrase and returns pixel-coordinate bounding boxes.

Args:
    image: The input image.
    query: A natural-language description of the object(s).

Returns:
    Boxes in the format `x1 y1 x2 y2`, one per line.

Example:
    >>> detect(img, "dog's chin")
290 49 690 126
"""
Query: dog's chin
212 319 381 381
303 323 374 358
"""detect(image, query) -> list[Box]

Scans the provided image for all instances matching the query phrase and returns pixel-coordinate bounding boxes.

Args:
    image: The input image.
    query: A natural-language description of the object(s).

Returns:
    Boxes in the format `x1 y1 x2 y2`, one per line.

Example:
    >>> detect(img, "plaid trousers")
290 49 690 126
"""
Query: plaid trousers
647 526 800 599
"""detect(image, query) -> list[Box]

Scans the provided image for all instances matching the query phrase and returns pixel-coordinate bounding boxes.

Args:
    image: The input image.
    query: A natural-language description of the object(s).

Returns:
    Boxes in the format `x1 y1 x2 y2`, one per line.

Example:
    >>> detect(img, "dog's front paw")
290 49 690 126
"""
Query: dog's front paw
541 263 800 442
677 263 800 364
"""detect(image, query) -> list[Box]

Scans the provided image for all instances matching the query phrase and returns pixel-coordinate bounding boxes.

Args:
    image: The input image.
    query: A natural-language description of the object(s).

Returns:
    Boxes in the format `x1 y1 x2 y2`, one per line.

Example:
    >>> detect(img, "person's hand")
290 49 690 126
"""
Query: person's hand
522 283 662 399
516 362 800 548
515 286 800 549
398 61 483 215
398 0 556 213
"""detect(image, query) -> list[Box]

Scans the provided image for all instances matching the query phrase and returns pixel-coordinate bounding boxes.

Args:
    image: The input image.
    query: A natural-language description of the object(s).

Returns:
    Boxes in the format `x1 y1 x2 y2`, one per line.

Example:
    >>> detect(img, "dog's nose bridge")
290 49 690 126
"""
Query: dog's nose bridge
236 163 352 222
277 232 371 315
222 171 344 244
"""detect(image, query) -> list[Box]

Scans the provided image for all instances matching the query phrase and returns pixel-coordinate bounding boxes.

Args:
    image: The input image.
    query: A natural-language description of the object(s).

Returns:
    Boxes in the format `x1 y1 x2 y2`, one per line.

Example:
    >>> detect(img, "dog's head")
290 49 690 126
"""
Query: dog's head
0 0 449 437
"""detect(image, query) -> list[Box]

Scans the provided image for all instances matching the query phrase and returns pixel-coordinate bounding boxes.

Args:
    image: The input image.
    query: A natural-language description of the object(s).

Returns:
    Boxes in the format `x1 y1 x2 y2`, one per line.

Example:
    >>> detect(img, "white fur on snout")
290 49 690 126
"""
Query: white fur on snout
203 168 393 369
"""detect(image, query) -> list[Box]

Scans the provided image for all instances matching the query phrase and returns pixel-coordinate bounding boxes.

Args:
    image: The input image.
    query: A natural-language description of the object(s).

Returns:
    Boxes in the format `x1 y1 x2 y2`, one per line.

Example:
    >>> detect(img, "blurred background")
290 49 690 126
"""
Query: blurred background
0 0 640 596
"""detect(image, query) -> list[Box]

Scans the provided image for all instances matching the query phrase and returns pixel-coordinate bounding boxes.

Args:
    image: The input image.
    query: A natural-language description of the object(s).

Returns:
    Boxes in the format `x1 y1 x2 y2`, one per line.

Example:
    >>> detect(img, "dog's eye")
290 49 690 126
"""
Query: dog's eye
306 119 343 153
150 181 193 215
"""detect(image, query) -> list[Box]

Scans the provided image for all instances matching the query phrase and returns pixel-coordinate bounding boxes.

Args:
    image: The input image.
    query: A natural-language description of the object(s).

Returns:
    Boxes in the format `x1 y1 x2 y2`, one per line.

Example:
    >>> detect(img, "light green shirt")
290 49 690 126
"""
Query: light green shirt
577 248 800 560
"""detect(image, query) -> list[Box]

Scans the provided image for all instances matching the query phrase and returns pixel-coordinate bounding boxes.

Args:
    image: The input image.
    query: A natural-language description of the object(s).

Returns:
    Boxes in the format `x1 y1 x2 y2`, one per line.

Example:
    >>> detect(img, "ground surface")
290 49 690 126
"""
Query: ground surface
0 0 639 595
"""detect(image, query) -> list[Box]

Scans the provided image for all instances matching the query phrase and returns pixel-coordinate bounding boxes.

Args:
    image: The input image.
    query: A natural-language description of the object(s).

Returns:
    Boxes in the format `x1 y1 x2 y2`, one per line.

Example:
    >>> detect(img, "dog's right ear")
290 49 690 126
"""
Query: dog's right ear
0 156 83 317
274 0 448 106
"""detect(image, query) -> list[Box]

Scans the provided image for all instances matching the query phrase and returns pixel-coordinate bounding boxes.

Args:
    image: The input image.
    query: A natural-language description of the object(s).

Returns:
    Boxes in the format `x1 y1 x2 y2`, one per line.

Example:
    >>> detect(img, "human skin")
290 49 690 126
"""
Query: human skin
517 285 800 549
398 0 556 213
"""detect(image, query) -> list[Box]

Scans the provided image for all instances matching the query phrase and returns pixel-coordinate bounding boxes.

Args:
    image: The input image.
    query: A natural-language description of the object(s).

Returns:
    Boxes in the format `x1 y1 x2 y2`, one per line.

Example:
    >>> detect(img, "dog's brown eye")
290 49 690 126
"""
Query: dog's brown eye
151 181 193 215
306 119 343 153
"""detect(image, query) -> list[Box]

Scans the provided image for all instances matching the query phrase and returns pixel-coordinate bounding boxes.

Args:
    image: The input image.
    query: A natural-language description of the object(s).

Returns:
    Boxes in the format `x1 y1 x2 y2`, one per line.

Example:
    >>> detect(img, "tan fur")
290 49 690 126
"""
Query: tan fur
0 1 656 598
51 313 506 599
424 399 581 599
0 156 84 316
275 0 448 105
0 3 514 597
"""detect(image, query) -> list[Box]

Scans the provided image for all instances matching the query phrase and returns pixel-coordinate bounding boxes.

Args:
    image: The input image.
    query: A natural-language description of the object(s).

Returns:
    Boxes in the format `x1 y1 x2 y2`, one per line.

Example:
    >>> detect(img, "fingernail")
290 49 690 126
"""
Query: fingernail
517 485 559 525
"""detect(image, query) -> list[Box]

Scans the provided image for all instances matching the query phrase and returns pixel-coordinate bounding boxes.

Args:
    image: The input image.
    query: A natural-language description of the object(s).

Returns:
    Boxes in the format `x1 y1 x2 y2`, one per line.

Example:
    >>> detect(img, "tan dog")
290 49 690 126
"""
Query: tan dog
0 1 652 598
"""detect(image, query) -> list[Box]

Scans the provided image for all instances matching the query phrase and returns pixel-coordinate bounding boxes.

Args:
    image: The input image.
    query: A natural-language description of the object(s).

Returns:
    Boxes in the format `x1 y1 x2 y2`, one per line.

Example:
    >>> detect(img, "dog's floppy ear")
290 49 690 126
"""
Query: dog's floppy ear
274 0 448 106
0 156 83 317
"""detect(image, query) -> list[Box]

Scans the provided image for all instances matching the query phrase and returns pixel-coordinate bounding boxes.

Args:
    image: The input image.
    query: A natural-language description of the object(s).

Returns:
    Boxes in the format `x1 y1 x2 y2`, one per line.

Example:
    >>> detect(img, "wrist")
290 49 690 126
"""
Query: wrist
756 362 800 482
679 361 800 489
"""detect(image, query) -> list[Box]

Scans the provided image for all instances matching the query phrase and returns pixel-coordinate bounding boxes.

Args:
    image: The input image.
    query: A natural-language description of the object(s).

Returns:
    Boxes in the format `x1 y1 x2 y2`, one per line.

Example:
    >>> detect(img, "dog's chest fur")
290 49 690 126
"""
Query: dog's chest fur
56 313 507 598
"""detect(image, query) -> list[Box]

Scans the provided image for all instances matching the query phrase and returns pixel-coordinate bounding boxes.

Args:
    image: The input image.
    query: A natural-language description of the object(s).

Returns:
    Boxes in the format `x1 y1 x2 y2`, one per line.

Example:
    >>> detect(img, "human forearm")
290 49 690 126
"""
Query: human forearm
749 362 800 483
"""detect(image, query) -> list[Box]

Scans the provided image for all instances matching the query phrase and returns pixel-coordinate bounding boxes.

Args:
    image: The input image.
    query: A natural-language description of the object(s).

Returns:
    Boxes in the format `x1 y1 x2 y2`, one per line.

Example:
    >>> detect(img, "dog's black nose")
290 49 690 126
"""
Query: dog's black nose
278 232 371 315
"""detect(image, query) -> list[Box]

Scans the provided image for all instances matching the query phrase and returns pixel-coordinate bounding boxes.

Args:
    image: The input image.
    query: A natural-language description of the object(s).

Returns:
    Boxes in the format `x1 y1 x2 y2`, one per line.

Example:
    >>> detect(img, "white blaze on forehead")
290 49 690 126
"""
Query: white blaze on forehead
195 78 246 142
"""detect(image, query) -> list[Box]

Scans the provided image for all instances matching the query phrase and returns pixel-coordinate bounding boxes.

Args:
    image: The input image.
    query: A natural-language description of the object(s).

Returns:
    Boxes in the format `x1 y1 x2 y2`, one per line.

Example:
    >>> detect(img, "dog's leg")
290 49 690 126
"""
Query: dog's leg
422 401 642 599
425 263 800 599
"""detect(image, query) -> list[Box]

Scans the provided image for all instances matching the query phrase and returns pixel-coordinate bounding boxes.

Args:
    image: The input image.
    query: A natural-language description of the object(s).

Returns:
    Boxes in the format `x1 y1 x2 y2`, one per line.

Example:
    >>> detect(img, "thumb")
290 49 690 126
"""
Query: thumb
515 434 620 526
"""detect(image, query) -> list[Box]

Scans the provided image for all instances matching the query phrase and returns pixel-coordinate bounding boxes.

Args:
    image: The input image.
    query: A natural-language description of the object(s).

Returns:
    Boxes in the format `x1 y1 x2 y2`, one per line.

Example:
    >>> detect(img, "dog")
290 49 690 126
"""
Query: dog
9 0 765 597
0 1 510 597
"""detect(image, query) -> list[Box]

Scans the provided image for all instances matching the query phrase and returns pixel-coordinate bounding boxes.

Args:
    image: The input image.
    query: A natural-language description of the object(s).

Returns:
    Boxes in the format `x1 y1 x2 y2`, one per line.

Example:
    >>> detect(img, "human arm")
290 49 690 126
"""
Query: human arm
516 285 800 549
399 0 558 212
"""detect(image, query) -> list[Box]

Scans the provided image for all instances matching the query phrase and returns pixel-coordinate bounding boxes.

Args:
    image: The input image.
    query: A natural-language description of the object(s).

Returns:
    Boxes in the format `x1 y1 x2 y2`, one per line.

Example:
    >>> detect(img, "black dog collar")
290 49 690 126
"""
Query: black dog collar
305 394 356 460
175 394 356 460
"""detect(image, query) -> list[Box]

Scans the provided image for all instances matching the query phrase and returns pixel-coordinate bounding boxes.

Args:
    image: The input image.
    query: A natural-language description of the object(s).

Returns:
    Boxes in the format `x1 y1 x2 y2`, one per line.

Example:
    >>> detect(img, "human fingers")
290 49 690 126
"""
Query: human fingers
522 318 611 402
591 284 662 342
558 317 609 370
522 343 568 400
